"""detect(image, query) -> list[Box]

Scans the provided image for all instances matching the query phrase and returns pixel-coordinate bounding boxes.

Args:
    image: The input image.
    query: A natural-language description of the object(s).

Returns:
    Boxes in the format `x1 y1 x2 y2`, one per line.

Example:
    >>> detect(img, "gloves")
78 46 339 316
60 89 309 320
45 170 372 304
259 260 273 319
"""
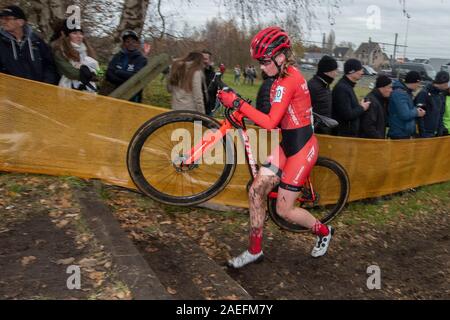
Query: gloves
79 65 95 85
217 89 242 109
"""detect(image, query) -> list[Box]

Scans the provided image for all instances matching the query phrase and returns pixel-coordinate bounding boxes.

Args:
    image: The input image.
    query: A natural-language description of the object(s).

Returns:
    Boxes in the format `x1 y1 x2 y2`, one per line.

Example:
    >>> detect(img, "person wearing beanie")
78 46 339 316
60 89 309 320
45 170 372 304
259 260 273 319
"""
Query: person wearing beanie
359 75 393 139
103 29 148 101
414 70 449 138
0 5 58 84
387 71 426 139
331 58 371 137
307 55 338 134
53 19 99 92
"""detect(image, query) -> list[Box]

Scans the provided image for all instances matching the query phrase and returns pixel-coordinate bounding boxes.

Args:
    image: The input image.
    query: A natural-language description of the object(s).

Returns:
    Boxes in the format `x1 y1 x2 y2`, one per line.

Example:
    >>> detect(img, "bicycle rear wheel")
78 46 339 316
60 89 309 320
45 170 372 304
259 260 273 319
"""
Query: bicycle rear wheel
127 111 236 206
268 157 350 232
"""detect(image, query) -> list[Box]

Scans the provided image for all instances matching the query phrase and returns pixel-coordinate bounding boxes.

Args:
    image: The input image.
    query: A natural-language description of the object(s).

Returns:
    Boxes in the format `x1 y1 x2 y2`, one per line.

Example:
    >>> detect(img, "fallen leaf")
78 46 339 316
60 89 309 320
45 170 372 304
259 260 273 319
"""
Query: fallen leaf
56 257 75 265
167 287 177 295
87 271 105 281
78 258 98 268
56 219 70 228
21 256 37 266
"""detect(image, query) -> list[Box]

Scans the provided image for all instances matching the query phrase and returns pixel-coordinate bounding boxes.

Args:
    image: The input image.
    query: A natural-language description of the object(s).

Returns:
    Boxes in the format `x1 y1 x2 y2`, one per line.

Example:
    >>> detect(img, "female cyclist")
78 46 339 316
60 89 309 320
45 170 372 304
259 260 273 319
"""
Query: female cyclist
217 26 334 269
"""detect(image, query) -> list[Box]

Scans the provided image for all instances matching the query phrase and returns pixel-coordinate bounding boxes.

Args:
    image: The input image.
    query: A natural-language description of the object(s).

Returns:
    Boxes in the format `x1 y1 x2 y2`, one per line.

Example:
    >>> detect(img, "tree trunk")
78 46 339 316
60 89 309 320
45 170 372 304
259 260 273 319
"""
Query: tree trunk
114 0 150 44
25 0 68 40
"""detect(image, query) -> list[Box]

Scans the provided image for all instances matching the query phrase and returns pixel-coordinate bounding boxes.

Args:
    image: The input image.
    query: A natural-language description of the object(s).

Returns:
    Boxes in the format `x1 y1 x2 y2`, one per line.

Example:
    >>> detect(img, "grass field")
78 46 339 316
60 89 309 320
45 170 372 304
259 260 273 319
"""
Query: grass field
143 70 371 109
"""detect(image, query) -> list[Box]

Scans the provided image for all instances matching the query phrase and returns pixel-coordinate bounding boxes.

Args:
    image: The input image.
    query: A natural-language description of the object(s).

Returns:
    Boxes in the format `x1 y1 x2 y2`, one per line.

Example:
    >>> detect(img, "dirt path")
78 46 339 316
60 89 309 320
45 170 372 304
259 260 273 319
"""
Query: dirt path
106 185 449 300
1 173 448 300
0 174 131 300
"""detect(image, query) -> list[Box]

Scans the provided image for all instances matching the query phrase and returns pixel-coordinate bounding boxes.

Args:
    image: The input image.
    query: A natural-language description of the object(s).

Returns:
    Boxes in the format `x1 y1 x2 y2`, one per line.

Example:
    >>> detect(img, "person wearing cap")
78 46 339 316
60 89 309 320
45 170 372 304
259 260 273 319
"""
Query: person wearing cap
0 5 58 84
414 71 449 138
359 75 393 139
307 55 338 134
331 58 371 137
53 19 99 92
387 71 426 139
105 29 147 102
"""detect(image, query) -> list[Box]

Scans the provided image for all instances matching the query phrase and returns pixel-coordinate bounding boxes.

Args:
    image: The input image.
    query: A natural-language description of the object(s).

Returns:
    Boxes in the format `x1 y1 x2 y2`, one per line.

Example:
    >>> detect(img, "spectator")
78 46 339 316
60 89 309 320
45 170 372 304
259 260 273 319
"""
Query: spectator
332 58 371 137
359 75 393 139
233 65 241 85
53 20 99 92
219 63 226 74
387 71 426 139
167 51 207 113
0 5 58 84
308 55 338 134
248 65 257 86
160 65 170 83
202 49 217 116
415 71 449 138
444 87 450 135
105 30 147 102
255 71 275 114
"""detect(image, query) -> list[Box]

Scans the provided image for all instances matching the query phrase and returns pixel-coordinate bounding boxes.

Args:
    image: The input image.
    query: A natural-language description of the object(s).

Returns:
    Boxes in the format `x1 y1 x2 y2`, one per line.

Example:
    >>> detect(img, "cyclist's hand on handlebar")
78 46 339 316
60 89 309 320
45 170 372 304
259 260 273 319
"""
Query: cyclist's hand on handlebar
217 89 242 109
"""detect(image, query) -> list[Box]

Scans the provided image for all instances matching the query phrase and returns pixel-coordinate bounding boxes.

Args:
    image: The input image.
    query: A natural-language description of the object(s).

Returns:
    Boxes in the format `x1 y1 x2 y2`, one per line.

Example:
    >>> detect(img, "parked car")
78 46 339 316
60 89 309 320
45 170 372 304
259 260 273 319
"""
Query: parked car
362 65 377 76
391 62 437 81
300 63 316 71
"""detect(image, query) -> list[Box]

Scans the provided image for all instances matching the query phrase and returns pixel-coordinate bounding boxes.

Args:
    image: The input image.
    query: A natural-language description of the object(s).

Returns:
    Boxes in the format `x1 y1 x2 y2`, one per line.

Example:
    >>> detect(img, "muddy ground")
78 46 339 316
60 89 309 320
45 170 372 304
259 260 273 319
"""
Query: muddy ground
1 172 449 300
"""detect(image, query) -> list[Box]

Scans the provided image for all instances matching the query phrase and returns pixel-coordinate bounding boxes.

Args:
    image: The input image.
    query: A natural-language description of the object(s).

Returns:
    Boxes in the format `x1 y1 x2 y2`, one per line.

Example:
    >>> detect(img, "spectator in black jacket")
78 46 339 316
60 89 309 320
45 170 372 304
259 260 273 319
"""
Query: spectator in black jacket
202 49 217 116
415 71 449 138
332 59 371 137
359 75 393 139
105 30 147 102
0 5 57 84
308 55 338 134
256 71 275 114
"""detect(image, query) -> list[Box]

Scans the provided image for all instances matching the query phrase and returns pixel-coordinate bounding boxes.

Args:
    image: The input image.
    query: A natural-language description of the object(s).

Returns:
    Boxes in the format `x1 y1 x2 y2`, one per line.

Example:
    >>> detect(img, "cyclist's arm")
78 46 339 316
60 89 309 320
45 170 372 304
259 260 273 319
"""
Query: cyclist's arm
240 81 295 129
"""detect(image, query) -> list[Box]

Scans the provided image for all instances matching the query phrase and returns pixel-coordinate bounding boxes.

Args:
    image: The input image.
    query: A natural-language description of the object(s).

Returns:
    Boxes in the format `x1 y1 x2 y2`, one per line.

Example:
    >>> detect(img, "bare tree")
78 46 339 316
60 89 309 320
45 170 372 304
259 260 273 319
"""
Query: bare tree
0 0 69 39
326 29 336 53
113 0 150 44
219 0 341 33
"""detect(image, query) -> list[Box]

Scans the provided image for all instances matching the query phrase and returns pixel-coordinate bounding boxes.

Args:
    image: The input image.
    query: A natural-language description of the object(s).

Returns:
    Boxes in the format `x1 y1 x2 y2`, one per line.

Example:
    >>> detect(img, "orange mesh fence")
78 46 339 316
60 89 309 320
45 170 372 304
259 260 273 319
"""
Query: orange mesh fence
1 74 449 208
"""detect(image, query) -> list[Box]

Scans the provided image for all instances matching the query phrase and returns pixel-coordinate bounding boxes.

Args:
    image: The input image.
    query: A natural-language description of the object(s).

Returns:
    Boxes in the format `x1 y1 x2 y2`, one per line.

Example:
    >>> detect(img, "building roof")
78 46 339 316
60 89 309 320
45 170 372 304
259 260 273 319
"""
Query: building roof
333 47 351 58
354 41 382 56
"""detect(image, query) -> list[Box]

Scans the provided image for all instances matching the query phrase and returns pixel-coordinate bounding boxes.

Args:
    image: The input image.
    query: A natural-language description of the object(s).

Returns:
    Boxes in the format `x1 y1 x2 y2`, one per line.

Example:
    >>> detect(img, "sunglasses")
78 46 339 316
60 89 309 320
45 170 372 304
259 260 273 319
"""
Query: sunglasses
258 59 272 66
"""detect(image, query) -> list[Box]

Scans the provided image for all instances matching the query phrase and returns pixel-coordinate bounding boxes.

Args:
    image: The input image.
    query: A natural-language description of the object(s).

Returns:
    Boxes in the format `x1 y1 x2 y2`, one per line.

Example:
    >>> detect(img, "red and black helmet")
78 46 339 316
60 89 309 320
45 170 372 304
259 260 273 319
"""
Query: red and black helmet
250 26 291 60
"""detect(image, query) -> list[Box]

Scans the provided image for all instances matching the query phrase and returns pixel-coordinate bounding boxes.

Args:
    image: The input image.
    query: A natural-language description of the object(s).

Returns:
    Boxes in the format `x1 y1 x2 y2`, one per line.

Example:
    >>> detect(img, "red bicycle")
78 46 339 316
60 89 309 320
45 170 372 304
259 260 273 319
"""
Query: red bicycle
127 83 350 232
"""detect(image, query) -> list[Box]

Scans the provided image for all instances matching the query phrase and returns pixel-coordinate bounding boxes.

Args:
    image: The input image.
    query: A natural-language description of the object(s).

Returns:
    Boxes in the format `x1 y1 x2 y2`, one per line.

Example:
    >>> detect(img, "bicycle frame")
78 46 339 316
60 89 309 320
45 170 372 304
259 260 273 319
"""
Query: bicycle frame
179 109 318 204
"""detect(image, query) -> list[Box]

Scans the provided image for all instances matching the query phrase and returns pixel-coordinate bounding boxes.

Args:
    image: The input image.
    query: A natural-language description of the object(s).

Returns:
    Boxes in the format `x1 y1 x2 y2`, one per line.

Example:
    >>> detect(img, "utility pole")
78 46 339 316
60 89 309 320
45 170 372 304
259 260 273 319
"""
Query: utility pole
403 13 411 60
393 33 398 64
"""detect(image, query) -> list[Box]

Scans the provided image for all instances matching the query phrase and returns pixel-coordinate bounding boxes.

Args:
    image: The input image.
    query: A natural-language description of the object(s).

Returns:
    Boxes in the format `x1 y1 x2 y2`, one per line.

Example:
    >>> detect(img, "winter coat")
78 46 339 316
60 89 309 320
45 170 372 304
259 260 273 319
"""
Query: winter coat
167 68 207 113
444 96 450 134
331 76 366 137
415 83 446 138
359 88 388 139
204 65 216 115
55 42 99 92
0 25 58 84
256 76 275 114
387 80 420 139
106 48 147 86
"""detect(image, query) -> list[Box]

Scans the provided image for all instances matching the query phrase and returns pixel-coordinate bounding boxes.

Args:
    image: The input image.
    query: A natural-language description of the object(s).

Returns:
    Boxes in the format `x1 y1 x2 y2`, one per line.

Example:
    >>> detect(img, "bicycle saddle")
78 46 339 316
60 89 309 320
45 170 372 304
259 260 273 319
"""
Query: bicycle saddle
313 112 339 129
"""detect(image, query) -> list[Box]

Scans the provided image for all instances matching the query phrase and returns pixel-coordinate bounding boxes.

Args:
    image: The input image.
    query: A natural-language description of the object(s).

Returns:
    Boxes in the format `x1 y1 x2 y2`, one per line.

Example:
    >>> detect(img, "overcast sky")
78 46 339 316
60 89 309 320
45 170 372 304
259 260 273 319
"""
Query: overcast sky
162 0 450 59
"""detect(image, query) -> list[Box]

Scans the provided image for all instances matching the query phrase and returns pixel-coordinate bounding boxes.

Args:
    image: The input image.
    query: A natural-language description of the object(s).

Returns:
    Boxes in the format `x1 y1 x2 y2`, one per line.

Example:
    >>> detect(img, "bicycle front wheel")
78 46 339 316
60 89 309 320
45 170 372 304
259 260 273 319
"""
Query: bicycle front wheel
268 157 350 232
127 111 237 206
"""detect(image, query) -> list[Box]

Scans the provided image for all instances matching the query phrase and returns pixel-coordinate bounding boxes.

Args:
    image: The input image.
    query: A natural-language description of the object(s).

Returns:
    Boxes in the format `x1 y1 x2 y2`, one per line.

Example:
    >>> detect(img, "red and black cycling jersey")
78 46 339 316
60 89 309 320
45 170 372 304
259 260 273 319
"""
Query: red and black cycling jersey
239 65 314 157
